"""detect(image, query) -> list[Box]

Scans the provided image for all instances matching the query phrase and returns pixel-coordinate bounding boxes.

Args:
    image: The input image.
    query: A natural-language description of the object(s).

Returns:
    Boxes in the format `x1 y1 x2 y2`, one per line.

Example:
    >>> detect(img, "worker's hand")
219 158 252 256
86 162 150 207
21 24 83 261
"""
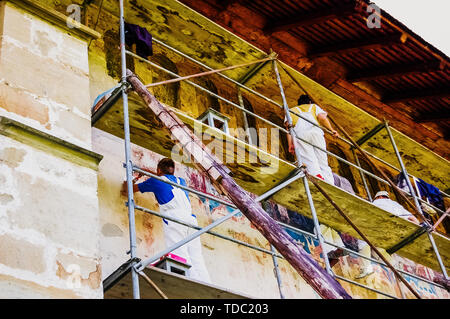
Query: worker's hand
408 216 420 224
133 172 144 182
331 130 340 138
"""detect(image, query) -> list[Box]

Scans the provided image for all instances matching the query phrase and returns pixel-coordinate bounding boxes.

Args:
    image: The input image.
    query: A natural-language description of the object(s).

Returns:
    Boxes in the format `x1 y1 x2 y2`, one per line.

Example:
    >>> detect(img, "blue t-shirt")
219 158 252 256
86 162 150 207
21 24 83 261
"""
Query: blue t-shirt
137 175 190 205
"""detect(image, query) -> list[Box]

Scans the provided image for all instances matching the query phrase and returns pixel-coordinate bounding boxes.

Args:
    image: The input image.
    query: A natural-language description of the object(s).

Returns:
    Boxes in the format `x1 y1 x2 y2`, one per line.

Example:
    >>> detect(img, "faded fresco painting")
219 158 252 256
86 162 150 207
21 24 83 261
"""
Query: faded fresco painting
93 130 449 298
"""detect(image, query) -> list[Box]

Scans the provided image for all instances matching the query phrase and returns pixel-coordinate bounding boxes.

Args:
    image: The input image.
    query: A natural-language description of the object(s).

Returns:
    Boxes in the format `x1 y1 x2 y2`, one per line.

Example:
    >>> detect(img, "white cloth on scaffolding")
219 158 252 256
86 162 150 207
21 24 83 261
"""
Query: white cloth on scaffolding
372 198 414 220
159 176 211 284
357 241 373 274
287 104 334 184
320 224 345 254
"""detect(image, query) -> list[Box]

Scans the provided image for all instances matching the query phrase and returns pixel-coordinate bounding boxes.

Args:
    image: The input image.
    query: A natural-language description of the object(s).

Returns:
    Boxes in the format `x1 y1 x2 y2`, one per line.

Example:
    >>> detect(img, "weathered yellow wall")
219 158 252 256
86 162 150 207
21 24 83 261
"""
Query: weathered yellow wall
93 128 319 298
1 0 448 299
88 0 447 298
84 0 449 299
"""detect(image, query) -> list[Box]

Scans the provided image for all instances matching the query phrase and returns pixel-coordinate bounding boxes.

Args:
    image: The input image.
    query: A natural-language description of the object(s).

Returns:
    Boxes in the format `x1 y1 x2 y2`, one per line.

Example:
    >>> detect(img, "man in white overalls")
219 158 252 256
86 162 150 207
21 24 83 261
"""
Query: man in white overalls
126 158 211 283
285 94 339 184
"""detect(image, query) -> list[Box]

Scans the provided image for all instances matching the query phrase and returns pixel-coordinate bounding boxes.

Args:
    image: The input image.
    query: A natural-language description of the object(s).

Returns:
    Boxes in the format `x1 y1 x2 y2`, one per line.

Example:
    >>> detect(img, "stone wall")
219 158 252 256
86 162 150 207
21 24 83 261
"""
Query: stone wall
0 1 103 298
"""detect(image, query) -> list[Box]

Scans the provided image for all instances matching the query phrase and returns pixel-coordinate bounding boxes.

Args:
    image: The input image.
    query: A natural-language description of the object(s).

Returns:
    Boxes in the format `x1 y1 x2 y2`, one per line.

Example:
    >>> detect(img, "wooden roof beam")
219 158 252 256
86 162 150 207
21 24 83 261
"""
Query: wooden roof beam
347 61 443 82
263 3 357 34
414 112 450 124
216 0 240 11
309 34 401 58
382 88 450 103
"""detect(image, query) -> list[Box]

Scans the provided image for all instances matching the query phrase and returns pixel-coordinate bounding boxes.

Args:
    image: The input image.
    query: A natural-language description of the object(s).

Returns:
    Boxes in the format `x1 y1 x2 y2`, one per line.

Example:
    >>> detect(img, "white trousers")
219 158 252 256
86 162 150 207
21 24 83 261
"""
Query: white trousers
162 210 212 284
294 128 334 184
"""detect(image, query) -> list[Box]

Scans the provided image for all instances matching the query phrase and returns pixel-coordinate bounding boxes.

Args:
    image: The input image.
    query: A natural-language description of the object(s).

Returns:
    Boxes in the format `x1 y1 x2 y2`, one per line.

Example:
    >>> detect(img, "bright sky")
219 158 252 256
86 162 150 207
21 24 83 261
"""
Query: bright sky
373 0 450 56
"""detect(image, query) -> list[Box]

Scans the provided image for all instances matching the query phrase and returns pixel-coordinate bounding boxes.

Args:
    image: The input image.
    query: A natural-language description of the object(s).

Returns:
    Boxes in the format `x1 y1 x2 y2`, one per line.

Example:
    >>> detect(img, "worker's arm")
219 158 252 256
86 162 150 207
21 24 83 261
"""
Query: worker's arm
394 202 420 224
121 172 143 196
317 113 339 138
285 121 295 155
121 179 140 196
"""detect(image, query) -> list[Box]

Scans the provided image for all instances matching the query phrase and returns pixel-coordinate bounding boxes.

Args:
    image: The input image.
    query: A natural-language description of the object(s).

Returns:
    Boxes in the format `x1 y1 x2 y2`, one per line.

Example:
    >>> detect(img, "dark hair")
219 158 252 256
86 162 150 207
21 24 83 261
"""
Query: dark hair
157 158 175 175
298 94 312 105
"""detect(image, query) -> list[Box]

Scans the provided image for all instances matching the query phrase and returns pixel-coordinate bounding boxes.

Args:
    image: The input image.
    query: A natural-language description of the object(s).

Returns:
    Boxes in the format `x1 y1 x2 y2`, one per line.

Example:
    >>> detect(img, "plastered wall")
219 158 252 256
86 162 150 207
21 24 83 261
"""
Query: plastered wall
84 1 449 299
0 0 447 299
0 1 102 298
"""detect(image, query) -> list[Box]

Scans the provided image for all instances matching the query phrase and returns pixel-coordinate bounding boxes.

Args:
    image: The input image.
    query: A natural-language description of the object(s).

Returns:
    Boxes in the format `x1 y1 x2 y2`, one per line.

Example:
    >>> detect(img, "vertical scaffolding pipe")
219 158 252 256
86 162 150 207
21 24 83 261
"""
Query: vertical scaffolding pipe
237 87 254 145
261 199 284 298
385 122 448 279
352 149 372 202
427 233 449 279
303 176 333 275
135 172 304 271
119 0 140 299
271 245 285 299
272 60 333 276
272 60 305 166
384 123 423 217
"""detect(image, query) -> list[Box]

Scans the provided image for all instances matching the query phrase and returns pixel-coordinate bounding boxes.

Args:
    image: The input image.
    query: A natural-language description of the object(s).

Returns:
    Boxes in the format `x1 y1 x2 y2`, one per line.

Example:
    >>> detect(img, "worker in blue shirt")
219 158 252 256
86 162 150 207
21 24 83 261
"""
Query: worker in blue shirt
123 158 211 283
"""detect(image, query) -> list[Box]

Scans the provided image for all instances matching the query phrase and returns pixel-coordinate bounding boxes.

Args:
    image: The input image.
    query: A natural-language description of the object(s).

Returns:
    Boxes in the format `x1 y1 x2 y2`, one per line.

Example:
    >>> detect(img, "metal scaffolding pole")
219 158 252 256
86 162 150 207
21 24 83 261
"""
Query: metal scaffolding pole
237 87 255 146
261 199 284 298
132 165 447 291
276 63 450 202
115 164 445 297
352 148 372 202
385 122 448 279
334 274 397 299
272 59 333 276
125 50 450 212
271 245 285 299
99 8 450 298
126 50 282 131
384 122 426 221
126 50 412 194
151 36 281 107
119 0 139 299
133 166 236 209
135 204 284 258
134 172 304 272
128 39 450 204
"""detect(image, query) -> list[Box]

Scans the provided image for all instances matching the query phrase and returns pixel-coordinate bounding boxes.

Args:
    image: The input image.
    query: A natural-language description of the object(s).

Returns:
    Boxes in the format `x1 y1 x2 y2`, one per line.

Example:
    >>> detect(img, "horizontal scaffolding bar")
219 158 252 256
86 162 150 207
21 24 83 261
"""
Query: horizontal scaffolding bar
334 274 398 299
124 50 448 202
134 196 423 298
322 238 446 290
131 163 446 291
154 37 449 199
134 171 304 272
151 36 283 108
137 200 426 298
132 165 235 209
125 51 403 194
134 204 283 258
144 56 275 88
126 50 288 132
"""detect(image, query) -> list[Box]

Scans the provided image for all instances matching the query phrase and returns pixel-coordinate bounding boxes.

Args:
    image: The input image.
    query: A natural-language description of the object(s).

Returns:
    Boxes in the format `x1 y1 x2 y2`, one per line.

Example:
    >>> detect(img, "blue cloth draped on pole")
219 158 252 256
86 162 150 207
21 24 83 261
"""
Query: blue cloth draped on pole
396 172 445 211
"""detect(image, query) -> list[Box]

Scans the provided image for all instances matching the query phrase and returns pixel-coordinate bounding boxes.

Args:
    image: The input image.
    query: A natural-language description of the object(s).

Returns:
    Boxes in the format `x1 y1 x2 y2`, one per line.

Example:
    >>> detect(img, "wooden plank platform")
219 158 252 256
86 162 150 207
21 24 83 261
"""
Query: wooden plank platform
104 266 251 299
92 92 449 274
271 176 450 274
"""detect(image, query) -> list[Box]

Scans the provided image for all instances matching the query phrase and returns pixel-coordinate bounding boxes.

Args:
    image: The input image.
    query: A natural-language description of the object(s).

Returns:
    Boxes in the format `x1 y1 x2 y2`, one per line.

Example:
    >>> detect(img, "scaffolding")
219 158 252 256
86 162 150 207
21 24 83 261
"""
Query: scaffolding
98 0 449 299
